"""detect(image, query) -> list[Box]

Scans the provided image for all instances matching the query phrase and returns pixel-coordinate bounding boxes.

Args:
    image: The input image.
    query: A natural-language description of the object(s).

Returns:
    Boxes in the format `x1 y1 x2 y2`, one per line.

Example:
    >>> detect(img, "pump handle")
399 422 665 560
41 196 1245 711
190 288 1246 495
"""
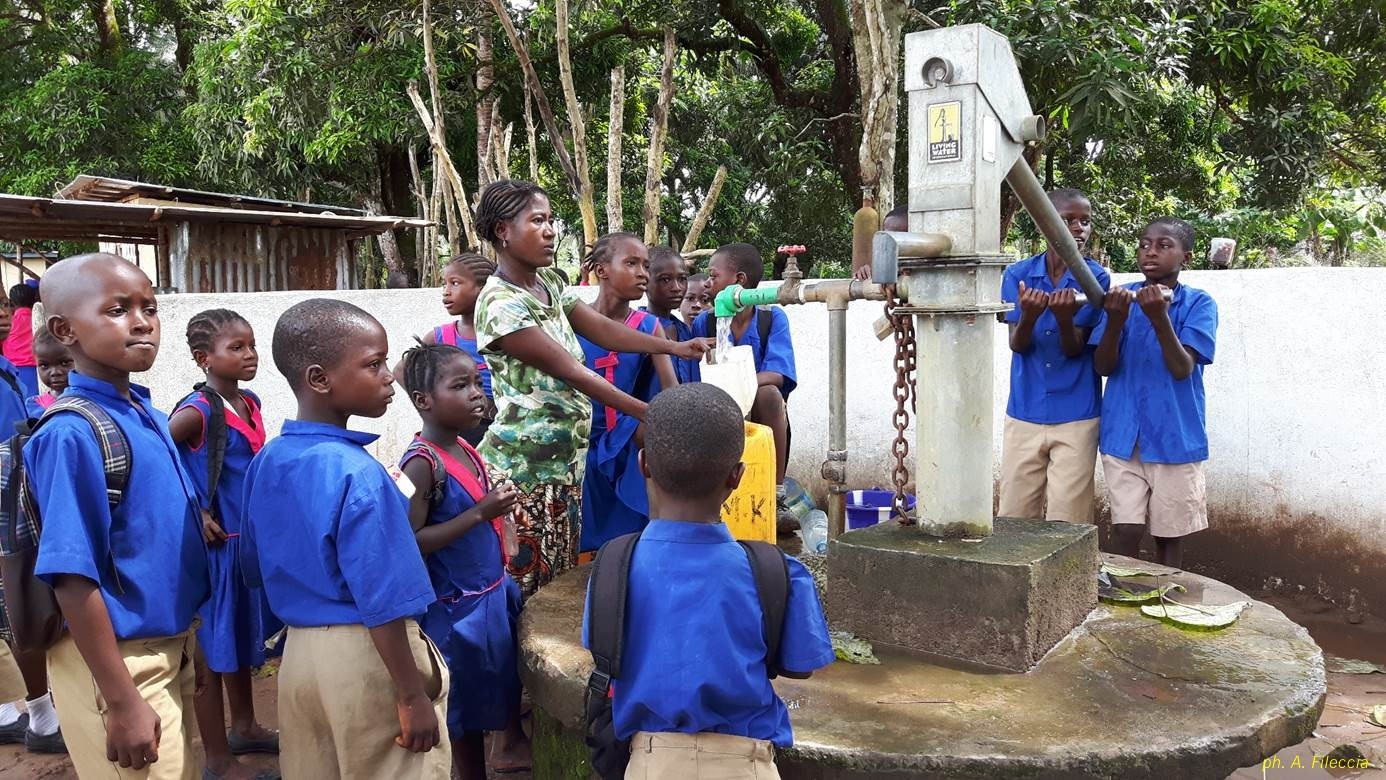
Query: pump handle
1004 160 1107 305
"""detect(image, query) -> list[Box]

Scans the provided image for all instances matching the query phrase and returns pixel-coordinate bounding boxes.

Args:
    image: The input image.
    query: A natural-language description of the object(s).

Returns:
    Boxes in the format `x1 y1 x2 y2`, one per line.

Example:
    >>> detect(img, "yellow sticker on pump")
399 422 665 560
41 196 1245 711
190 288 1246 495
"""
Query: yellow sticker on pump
927 101 962 162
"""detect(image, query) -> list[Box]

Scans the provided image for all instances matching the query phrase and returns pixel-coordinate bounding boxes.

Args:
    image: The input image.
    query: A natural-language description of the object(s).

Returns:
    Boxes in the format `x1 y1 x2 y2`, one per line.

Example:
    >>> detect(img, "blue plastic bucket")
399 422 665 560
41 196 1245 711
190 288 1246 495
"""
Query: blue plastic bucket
846 490 915 530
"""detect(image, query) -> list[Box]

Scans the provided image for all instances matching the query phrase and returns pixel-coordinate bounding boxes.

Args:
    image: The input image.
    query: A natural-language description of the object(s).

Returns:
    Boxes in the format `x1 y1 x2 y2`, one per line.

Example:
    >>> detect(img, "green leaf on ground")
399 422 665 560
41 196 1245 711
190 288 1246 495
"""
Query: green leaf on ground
1325 655 1386 675
1140 600 1248 629
1100 581 1185 605
1100 563 1162 578
831 631 880 665
1369 705 1386 729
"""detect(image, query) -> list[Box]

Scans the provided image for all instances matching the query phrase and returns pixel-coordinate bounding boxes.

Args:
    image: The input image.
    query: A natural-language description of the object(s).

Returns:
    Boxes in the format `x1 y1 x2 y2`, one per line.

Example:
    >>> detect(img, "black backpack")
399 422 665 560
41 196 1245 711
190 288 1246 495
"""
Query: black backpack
175 383 230 513
583 532 790 779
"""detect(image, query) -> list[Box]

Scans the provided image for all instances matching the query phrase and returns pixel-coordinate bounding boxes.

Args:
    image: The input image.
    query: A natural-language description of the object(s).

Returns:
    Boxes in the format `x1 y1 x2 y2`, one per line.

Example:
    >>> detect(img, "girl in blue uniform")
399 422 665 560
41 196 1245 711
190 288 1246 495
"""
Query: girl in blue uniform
397 342 531 779
167 308 278 780
425 253 497 445
577 233 680 552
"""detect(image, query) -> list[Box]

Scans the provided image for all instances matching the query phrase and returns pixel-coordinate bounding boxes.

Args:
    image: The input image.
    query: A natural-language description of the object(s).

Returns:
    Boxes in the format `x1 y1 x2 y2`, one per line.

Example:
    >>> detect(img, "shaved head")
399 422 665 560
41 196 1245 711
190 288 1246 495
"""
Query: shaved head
273 299 383 391
42 253 150 320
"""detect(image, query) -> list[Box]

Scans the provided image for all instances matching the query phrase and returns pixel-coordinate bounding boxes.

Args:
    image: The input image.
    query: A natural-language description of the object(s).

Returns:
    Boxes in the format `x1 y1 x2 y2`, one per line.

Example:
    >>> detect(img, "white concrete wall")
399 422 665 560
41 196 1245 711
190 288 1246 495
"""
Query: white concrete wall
134 269 1385 593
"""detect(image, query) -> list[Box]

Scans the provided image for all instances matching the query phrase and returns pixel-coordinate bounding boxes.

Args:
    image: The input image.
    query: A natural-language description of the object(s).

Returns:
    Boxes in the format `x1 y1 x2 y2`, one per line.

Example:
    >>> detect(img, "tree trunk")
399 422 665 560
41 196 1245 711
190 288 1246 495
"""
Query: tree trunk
642 27 676 244
523 80 539 182
555 0 598 247
476 23 496 191
493 120 513 180
486 0 582 197
364 195 405 277
90 0 123 59
681 164 728 253
606 65 625 233
848 0 905 213
406 82 480 249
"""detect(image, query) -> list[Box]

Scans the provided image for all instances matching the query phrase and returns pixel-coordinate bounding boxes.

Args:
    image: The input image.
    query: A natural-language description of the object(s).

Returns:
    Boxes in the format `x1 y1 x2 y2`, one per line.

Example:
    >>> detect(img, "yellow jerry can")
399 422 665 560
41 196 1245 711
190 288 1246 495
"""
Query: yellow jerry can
721 422 776 543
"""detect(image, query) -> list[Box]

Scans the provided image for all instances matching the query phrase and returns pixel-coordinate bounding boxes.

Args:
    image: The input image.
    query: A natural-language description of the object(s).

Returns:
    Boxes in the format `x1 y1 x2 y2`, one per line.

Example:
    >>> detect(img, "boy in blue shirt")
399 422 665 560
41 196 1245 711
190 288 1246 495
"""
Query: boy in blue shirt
1093 217 1218 568
583 383 833 778
693 243 798 499
241 299 449 778
999 189 1111 523
28 253 210 778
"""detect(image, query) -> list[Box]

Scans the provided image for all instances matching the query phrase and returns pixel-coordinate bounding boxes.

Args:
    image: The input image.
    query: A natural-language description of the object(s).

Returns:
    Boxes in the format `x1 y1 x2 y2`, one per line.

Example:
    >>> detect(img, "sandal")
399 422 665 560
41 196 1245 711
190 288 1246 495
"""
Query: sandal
227 729 280 756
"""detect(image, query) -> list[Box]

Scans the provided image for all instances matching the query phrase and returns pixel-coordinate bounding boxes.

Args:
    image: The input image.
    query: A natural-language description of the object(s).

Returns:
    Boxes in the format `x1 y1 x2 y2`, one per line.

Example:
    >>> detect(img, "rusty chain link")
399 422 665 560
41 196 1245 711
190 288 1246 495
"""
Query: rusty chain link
885 293 916 525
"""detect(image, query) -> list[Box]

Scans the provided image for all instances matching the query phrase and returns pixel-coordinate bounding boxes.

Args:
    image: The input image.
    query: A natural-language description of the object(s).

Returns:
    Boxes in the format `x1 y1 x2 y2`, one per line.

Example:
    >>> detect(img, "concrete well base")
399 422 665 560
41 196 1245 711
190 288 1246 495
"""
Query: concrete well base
520 554 1324 780
825 516 1098 672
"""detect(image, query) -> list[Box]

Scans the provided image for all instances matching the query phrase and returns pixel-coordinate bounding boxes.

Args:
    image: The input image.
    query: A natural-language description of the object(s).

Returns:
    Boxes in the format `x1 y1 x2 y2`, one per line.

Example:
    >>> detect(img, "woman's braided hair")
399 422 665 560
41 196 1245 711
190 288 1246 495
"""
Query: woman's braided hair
475 179 549 245
445 252 497 285
399 341 471 397
186 308 251 356
580 232 642 276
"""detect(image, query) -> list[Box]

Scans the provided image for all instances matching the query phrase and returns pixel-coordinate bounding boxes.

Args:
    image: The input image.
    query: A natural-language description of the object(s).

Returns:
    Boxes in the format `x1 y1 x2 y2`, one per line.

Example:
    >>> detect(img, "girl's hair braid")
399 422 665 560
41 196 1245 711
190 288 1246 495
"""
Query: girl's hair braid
446 252 497 285
399 341 473 397
186 308 251 355
581 232 642 275
475 179 549 245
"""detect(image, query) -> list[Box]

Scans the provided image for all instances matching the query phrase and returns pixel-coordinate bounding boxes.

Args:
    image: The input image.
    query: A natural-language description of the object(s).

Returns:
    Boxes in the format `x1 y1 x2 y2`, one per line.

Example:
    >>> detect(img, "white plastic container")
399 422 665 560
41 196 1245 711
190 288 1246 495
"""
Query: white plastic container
699 344 757 418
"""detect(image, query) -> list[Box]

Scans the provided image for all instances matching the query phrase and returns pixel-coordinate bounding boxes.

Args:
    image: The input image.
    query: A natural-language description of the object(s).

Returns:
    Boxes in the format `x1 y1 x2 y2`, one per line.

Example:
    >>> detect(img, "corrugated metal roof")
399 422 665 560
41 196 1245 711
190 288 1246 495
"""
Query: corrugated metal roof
0 193 428 244
58 175 371 216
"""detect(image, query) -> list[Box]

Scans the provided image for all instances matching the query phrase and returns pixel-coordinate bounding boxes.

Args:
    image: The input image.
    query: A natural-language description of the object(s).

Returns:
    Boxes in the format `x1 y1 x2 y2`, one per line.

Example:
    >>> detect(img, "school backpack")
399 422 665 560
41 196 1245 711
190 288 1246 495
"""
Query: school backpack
583 532 790 780
0 397 131 650
175 383 231 513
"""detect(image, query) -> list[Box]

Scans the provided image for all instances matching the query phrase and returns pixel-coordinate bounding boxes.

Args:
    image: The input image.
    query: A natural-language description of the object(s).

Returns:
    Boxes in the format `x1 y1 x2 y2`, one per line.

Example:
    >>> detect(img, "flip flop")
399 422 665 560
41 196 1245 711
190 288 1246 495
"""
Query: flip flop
226 729 280 756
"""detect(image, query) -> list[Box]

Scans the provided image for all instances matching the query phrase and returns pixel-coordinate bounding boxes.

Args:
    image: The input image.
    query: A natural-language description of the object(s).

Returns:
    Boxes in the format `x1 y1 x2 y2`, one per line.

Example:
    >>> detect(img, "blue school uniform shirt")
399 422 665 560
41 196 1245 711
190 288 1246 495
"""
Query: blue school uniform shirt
240 420 435 628
28 373 210 640
1089 281 1218 464
0 356 30 435
1001 252 1111 424
641 308 698 385
582 520 834 747
692 305 798 398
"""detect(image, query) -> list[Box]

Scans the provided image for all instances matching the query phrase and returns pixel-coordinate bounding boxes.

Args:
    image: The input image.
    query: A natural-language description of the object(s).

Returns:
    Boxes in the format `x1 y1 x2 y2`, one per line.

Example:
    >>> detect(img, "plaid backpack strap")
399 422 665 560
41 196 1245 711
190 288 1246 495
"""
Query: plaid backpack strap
36 397 133 508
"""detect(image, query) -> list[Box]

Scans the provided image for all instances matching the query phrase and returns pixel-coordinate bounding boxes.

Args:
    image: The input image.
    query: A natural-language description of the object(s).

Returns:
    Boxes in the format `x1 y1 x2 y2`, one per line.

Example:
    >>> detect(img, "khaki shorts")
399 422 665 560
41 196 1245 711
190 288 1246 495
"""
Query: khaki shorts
999 416 1100 523
0 641 25 704
279 620 451 780
626 731 780 779
1102 449 1208 538
47 630 199 780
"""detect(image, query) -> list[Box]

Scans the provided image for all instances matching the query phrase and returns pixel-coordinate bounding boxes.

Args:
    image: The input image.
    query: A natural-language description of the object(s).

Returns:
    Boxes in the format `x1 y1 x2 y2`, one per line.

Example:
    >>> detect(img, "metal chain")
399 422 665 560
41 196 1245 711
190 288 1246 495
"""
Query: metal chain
885 293 916 524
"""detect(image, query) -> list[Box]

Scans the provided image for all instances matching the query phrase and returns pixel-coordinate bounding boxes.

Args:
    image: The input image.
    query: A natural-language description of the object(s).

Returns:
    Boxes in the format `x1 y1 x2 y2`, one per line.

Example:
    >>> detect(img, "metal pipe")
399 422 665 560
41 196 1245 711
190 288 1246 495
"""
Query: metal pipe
1004 159 1106 304
1072 288 1170 306
825 306 848 538
870 231 953 285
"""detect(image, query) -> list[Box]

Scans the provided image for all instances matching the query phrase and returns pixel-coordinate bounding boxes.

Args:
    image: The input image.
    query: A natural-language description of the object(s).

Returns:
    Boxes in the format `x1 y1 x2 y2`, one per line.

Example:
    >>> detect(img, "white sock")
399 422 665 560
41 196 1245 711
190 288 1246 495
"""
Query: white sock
0 701 20 727
25 693 59 736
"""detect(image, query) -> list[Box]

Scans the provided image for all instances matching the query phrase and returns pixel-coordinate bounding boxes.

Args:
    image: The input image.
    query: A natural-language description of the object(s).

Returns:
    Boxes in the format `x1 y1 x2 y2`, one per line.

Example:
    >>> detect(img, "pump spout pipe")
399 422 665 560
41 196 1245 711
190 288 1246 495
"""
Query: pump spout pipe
1004 159 1106 304
711 276 897 539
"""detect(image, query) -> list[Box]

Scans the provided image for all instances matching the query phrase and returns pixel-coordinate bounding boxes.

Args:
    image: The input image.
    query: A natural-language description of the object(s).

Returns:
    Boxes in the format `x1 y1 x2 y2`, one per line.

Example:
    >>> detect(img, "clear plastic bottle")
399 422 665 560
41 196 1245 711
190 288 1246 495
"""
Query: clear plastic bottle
780 477 817 523
799 509 829 555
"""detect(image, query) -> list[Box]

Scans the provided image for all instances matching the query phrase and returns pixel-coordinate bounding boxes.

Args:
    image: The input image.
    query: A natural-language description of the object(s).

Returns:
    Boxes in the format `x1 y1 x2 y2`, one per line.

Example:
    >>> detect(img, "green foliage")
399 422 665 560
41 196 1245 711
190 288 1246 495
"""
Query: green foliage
3 0 1385 278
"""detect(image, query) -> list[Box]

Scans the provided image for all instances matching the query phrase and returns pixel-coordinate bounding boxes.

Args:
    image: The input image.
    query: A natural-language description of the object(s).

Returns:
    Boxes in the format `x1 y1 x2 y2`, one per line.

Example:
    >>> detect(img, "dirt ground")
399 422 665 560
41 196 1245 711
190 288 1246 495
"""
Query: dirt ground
3 593 1382 780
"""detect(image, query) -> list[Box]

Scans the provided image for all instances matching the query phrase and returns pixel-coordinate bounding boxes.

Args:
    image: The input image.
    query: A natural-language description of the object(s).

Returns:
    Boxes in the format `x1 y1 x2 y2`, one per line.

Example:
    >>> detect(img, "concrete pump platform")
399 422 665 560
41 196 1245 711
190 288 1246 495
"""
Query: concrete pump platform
519 554 1325 780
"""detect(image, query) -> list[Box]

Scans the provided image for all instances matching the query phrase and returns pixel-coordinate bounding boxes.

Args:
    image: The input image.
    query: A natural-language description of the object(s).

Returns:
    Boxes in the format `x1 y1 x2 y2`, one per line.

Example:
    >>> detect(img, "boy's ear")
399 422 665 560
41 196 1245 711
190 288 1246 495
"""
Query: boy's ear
725 461 746 492
1182 250 1193 267
638 448 650 479
48 316 76 347
304 364 331 396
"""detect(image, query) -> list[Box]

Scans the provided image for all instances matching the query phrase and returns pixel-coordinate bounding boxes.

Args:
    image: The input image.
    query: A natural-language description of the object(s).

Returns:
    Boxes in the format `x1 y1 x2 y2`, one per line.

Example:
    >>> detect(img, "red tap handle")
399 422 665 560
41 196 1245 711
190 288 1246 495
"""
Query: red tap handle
777 244 807 256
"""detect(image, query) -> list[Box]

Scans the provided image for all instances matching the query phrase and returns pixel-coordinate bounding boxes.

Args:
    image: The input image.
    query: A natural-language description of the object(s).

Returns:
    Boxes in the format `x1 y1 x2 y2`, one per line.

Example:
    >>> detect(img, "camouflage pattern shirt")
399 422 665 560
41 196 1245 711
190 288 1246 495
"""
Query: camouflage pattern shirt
475 267 592 485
